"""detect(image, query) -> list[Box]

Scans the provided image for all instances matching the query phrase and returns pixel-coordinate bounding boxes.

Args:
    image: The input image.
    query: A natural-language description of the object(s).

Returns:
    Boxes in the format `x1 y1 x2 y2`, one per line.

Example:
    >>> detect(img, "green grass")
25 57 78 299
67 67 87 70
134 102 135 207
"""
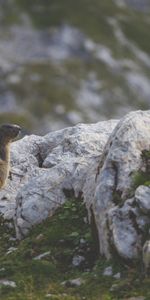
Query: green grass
133 150 150 189
0 198 150 300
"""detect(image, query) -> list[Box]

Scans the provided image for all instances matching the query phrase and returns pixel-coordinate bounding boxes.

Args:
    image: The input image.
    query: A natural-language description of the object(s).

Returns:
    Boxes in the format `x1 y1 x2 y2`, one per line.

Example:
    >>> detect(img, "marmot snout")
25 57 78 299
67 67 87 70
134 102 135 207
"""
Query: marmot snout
0 124 21 189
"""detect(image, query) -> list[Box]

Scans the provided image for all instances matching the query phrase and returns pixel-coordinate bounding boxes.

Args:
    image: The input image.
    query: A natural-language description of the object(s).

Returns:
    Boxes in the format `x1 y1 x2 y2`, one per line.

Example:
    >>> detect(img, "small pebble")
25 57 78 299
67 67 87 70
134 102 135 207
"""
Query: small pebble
45 293 67 298
9 237 17 241
110 283 119 292
80 238 86 245
33 251 51 260
103 266 113 276
113 272 121 279
35 233 44 241
61 278 85 287
72 255 85 267
0 280 16 288
6 247 18 255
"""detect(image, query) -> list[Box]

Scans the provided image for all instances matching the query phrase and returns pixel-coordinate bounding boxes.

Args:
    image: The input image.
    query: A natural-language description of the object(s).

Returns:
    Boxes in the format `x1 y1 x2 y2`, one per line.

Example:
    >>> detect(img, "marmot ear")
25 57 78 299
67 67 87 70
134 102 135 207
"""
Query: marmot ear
12 125 21 131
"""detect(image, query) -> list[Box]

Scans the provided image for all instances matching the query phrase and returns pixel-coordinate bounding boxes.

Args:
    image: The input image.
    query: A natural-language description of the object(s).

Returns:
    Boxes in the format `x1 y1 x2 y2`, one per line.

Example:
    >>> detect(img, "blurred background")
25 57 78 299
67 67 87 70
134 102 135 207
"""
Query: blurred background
0 0 150 134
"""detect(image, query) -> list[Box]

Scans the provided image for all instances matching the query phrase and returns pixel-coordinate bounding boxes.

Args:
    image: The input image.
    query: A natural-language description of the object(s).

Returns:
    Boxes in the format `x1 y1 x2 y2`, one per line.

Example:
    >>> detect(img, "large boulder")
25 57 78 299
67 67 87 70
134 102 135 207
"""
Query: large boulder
93 110 150 260
0 120 117 239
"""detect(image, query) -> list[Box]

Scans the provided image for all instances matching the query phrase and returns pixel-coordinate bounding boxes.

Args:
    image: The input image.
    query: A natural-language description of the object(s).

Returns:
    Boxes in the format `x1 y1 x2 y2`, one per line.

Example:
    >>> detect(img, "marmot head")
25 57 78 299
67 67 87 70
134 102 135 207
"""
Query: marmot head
0 124 21 143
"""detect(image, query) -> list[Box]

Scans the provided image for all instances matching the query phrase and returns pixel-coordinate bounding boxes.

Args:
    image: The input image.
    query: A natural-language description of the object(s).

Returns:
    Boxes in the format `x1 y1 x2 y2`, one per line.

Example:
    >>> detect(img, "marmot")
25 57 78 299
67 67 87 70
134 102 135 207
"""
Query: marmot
0 124 21 189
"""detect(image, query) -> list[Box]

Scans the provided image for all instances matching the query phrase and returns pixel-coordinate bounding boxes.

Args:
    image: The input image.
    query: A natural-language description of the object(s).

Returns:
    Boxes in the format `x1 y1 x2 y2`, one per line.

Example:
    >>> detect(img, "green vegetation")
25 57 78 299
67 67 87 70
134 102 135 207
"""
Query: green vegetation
0 198 150 300
15 0 117 44
133 171 150 189
0 112 34 132
120 14 150 54
9 63 75 117
133 150 150 189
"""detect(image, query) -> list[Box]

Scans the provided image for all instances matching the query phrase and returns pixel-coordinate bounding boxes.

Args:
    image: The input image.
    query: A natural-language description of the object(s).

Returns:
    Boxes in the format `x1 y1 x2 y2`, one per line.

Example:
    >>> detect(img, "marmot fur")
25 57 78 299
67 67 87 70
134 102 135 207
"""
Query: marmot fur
0 124 21 188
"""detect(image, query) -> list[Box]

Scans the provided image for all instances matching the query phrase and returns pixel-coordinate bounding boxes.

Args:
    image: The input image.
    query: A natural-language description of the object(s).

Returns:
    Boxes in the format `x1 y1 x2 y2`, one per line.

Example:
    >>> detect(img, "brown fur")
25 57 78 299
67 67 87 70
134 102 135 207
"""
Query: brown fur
0 124 21 188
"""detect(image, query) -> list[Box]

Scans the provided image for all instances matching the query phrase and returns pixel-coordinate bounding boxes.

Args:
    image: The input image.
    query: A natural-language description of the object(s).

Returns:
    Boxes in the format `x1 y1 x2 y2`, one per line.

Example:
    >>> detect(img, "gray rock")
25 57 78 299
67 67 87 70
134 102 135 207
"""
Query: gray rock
0 280 16 288
113 272 121 279
135 186 150 214
6 247 18 255
68 278 85 287
80 238 86 245
103 266 113 276
110 284 119 292
72 255 85 267
46 294 67 298
62 278 85 287
33 251 51 260
9 237 17 241
0 119 117 239
35 233 44 241
108 202 139 260
93 110 150 259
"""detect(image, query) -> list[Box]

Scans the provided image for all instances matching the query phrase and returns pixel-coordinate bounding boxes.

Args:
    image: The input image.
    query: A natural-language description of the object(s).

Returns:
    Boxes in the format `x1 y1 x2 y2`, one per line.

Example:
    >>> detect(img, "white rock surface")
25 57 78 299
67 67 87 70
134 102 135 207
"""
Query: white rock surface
135 185 150 214
62 278 85 287
93 110 150 259
0 120 117 240
103 266 113 276
6 247 18 255
0 280 16 288
33 251 51 260
113 272 121 279
72 255 85 267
